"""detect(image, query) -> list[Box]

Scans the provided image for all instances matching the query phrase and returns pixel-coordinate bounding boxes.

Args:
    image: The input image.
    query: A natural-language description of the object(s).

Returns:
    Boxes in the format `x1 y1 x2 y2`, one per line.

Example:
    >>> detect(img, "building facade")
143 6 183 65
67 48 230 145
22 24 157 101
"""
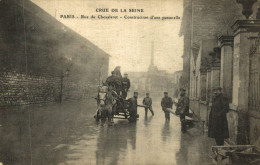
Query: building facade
170 71 183 98
180 0 260 147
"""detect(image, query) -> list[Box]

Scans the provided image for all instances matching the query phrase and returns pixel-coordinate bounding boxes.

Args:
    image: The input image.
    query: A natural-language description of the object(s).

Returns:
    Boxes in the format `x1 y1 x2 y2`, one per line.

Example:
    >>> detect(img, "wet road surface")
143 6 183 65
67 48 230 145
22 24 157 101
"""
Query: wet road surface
0 98 215 165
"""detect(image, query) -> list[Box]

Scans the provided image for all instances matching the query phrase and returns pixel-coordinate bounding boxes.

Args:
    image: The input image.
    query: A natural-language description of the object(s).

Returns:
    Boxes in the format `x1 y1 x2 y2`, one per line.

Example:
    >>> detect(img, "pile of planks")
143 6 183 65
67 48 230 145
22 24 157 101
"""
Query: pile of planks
211 145 260 165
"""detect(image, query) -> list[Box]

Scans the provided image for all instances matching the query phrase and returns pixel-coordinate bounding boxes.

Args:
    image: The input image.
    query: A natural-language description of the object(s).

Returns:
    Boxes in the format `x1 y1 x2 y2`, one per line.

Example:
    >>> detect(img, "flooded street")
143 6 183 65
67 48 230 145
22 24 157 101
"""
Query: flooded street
0 98 214 165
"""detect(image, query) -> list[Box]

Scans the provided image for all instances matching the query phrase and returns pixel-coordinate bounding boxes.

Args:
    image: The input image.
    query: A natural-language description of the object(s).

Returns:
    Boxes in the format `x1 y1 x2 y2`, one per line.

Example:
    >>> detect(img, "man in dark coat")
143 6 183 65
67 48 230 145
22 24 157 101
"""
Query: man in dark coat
208 87 229 146
143 92 154 116
105 71 115 86
105 71 121 95
176 88 189 133
128 92 138 121
161 92 173 121
121 73 131 99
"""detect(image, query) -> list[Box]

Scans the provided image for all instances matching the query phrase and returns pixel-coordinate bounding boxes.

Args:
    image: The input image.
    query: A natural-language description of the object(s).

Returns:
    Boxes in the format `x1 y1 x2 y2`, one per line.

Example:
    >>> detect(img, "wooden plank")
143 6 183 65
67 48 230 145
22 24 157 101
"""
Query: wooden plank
165 108 177 115
212 145 256 150
227 152 260 157
113 116 127 119
166 108 200 121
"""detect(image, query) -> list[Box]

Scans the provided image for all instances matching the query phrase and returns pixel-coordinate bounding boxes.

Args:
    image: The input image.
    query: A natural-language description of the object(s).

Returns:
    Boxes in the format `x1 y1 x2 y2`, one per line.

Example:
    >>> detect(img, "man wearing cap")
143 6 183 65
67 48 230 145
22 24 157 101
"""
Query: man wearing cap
105 71 115 86
208 87 229 146
161 92 173 121
143 93 154 116
122 73 131 99
176 88 189 133
128 92 139 121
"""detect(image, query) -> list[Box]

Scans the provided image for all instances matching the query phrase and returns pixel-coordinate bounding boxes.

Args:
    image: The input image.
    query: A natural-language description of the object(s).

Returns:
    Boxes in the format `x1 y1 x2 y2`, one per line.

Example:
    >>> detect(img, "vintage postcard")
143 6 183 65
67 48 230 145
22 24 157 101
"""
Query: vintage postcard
0 0 260 164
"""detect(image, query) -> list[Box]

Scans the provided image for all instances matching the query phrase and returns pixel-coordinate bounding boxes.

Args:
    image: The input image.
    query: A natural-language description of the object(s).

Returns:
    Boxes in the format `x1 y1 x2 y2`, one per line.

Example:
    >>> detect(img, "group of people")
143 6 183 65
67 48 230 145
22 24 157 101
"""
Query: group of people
126 88 189 133
128 87 230 146
161 89 189 133
105 66 130 99
104 66 229 146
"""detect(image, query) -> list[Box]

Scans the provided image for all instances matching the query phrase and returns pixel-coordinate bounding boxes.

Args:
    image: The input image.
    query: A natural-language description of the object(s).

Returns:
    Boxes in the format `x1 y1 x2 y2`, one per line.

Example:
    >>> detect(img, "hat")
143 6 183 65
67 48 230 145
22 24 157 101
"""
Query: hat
124 73 128 75
146 92 150 95
111 71 115 74
180 88 186 92
164 92 168 94
134 91 138 94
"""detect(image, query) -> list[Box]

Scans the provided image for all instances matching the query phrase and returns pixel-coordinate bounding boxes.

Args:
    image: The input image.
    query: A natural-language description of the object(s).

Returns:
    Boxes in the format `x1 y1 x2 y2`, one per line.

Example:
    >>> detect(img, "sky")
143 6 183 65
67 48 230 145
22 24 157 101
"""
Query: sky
31 0 184 74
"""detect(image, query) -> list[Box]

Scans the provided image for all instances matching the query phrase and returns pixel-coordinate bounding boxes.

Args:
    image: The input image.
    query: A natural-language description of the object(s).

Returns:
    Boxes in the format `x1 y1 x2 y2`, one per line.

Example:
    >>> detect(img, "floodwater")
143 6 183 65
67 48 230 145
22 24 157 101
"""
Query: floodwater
0 98 214 165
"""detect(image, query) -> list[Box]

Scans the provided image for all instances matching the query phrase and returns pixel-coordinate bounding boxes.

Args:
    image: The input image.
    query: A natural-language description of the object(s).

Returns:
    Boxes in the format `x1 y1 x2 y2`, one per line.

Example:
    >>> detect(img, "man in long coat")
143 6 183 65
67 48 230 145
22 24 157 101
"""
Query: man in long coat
208 87 229 146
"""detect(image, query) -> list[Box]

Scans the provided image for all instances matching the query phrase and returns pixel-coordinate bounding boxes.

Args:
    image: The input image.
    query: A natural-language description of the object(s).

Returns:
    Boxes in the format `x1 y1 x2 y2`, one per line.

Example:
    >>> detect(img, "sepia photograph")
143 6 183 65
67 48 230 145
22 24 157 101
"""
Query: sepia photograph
0 0 260 164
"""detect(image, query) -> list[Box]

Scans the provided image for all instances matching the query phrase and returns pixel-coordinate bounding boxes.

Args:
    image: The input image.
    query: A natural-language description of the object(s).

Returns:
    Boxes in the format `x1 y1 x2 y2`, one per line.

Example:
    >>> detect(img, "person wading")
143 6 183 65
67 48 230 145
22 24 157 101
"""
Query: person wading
142 92 154 116
161 92 173 121
128 92 139 122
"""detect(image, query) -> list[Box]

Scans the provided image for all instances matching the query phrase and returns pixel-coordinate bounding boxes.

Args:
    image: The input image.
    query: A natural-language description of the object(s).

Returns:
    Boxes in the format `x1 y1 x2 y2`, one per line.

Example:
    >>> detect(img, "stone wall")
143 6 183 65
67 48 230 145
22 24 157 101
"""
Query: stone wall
0 70 101 106
0 72 60 106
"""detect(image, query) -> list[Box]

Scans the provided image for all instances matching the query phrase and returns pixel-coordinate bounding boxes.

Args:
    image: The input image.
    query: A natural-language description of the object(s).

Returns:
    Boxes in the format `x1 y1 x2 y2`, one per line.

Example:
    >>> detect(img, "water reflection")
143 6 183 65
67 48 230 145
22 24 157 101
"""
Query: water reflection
176 133 190 165
95 121 137 165
143 115 153 127
161 121 171 143
176 129 214 165
0 106 31 165
0 100 215 165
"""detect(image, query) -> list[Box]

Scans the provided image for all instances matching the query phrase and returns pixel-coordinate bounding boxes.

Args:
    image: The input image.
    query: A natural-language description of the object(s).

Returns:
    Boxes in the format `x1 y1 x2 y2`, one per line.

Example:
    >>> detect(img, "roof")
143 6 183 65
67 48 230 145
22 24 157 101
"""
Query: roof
6 0 110 58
